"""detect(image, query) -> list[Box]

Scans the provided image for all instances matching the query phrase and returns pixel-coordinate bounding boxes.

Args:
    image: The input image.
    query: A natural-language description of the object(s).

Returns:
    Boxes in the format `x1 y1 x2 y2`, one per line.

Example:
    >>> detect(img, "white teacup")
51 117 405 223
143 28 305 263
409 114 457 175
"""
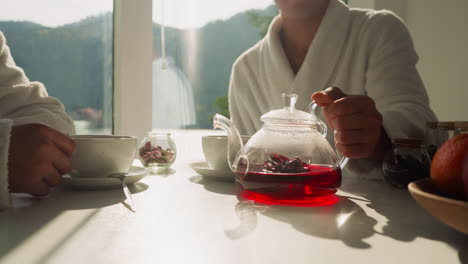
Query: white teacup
202 135 249 171
70 135 138 178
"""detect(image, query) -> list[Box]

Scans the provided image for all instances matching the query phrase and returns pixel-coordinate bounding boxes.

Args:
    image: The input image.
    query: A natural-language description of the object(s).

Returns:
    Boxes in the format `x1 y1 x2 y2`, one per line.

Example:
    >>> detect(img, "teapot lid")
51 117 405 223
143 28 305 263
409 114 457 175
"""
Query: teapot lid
260 93 317 125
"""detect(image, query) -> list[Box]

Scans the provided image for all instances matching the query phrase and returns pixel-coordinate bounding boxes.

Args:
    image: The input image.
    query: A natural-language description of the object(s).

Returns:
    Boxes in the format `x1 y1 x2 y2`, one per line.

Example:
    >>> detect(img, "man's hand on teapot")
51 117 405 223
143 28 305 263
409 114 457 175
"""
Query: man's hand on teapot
311 87 384 159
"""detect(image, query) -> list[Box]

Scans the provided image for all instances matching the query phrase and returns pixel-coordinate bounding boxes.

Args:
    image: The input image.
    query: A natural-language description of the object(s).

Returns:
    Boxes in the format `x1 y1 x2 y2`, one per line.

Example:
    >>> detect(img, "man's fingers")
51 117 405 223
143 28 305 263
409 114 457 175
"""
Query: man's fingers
51 149 73 175
8 123 74 197
311 92 332 106
46 128 76 158
28 180 50 197
311 87 346 106
323 87 346 101
331 112 382 131
28 123 75 157
43 168 62 187
325 96 378 119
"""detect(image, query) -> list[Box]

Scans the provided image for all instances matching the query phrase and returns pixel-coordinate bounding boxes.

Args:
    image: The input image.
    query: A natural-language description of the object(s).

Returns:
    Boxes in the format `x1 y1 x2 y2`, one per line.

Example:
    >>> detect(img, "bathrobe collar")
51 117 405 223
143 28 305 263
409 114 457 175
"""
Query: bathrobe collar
262 0 351 94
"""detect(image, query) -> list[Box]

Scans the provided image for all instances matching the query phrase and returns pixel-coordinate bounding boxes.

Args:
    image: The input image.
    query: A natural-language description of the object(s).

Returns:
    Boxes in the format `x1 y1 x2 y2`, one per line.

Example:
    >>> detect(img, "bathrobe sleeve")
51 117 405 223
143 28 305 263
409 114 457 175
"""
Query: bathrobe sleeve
0 32 75 209
366 13 437 141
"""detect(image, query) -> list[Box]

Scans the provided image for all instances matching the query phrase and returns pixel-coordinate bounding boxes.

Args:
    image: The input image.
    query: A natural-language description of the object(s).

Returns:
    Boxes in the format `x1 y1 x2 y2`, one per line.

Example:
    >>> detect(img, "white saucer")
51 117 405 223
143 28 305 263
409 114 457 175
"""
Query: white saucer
63 166 148 190
189 161 234 181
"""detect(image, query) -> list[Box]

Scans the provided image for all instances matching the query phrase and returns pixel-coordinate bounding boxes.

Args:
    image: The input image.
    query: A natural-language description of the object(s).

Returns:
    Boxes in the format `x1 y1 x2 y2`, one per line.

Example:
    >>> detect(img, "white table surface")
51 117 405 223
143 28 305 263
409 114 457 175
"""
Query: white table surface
1 130 467 264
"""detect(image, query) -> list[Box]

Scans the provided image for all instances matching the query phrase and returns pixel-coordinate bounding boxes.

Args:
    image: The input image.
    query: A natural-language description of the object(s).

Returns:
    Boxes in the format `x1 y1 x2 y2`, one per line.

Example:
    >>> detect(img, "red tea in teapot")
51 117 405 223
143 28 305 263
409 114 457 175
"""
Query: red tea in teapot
212 94 349 206
236 155 341 206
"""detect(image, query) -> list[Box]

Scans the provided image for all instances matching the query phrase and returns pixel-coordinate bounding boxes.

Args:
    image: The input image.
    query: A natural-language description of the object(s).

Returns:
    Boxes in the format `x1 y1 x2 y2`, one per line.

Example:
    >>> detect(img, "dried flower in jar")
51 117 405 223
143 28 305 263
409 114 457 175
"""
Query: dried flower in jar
139 141 175 165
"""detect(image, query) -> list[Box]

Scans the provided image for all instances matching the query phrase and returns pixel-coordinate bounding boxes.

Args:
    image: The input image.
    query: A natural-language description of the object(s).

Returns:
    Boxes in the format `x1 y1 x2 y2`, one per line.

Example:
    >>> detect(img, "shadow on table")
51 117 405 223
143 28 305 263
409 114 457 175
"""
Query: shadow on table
190 174 468 259
189 175 238 195
226 195 377 249
0 182 148 262
190 175 377 248
340 177 468 263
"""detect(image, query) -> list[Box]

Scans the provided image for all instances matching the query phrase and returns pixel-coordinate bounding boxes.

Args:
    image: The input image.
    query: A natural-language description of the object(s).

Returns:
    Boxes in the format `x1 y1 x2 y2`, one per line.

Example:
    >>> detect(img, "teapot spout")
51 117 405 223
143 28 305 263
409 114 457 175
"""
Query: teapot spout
213 114 244 172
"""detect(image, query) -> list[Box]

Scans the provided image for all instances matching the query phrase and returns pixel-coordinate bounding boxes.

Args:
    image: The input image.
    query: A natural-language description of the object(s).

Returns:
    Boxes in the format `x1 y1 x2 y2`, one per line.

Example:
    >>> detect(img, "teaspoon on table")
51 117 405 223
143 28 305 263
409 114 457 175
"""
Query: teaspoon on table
108 173 136 212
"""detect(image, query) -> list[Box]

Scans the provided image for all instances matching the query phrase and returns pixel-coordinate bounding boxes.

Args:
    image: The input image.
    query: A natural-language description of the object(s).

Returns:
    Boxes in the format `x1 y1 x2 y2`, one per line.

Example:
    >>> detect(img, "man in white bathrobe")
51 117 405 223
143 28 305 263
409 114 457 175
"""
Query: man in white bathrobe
229 0 436 173
0 32 75 209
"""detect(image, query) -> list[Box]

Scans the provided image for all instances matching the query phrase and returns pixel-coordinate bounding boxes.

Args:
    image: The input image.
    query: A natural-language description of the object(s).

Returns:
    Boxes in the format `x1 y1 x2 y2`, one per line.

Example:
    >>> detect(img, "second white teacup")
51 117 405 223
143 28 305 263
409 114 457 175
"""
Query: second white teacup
202 135 250 171
70 135 138 178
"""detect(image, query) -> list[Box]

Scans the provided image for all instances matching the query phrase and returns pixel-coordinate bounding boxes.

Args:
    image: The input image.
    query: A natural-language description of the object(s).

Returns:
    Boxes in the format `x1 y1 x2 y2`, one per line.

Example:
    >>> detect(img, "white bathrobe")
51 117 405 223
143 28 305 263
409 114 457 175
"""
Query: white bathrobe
0 32 75 209
228 0 436 177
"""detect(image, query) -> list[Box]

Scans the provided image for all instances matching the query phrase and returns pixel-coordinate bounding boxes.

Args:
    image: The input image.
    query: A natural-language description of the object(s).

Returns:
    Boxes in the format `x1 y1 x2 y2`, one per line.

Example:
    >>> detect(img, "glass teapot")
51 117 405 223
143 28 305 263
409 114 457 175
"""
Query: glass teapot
213 93 349 205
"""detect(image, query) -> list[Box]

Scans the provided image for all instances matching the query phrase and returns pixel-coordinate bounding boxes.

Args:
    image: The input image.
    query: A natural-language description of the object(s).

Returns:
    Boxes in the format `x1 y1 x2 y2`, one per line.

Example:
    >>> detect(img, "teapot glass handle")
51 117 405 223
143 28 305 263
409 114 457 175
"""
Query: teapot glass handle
309 102 327 137
338 156 349 170
234 153 249 181
310 102 349 170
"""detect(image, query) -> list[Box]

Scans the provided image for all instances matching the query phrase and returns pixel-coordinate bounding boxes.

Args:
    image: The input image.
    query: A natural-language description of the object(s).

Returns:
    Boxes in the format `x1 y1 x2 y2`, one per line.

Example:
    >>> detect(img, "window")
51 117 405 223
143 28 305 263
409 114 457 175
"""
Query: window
0 0 113 134
0 0 355 138
152 0 276 129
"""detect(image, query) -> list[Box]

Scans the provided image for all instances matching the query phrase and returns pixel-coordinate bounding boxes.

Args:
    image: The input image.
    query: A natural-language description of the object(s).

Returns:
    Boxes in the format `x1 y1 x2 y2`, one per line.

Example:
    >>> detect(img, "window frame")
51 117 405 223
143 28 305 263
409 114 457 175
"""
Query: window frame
113 0 153 141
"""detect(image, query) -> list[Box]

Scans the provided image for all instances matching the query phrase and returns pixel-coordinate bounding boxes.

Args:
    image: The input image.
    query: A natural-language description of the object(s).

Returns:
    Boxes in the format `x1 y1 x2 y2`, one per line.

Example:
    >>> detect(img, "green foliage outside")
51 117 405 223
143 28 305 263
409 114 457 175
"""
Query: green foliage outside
214 96 230 118
210 6 279 122
246 7 279 38
0 16 114 130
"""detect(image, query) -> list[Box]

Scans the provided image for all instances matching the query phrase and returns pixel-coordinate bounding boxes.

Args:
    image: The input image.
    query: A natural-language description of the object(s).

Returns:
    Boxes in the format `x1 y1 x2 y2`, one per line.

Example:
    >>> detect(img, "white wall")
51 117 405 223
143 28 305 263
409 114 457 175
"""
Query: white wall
349 0 374 9
405 0 468 121
350 0 468 121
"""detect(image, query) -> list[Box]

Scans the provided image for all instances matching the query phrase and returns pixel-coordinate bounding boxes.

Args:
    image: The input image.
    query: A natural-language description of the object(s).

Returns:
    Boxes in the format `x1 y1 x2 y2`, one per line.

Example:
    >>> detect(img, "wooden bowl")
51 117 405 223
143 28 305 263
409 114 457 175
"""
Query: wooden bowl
408 178 468 235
